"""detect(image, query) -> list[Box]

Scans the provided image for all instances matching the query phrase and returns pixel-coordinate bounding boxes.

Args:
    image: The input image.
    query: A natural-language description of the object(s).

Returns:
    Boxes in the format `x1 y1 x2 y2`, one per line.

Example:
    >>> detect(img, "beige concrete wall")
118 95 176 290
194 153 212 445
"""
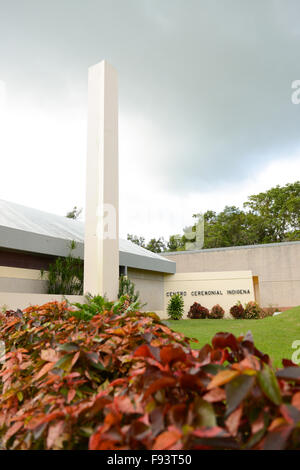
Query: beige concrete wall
164 271 254 318
127 268 164 315
163 242 300 309
0 266 48 294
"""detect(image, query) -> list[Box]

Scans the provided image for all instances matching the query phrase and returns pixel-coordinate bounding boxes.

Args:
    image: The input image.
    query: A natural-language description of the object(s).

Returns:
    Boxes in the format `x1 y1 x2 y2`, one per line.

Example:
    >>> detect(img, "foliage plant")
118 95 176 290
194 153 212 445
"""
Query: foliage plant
41 241 83 295
167 293 184 320
72 293 141 321
0 302 300 450
187 302 209 319
72 294 113 321
244 301 263 319
118 275 142 306
209 304 225 319
230 301 245 319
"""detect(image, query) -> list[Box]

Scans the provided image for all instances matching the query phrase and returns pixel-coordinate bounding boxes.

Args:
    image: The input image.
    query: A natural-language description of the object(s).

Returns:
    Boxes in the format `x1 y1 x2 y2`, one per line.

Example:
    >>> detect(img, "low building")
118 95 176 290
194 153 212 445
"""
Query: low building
162 242 300 311
0 199 175 316
0 199 299 315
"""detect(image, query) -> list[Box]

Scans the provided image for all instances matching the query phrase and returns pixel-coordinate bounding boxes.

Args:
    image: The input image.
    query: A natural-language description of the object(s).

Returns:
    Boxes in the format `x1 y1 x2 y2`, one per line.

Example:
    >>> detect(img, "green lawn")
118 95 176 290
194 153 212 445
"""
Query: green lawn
168 306 300 367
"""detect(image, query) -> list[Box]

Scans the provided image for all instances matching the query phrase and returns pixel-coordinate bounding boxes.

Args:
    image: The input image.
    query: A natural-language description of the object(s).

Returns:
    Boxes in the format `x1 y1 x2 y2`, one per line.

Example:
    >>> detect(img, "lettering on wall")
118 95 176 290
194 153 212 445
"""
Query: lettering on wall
166 288 251 297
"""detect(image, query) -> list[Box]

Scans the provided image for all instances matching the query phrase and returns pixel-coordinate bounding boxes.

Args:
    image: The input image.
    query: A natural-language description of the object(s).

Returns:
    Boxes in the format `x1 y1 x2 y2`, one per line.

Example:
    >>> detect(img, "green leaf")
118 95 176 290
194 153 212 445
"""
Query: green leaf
195 397 216 427
92 336 105 344
57 342 79 352
54 353 75 372
226 375 255 416
258 364 282 405
85 352 105 371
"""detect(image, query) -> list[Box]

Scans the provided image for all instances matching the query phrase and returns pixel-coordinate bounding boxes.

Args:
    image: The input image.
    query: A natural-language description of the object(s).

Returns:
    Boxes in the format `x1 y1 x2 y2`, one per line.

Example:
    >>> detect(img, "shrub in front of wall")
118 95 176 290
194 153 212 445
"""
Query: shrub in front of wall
259 308 274 319
230 301 245 319
210 304 225 319
1 301 300 450
118 275 143 308
187 302 209 319
41 240 83 295
244 301 262 319
167 293 184 320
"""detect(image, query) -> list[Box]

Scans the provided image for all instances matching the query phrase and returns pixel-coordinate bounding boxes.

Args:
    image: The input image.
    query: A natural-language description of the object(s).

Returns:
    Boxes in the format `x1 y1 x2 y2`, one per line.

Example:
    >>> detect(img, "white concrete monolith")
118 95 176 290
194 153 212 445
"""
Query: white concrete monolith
84 61 119 300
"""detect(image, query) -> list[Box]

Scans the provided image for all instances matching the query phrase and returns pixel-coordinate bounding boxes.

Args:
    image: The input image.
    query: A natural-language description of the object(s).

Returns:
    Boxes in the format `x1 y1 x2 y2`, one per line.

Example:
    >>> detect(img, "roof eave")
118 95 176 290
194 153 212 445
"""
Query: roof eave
0 226 176 274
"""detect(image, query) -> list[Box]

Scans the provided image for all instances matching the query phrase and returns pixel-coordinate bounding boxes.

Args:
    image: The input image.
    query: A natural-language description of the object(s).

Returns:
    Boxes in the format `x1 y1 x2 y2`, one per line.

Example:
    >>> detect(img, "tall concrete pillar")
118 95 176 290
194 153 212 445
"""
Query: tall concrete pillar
84 61 119 300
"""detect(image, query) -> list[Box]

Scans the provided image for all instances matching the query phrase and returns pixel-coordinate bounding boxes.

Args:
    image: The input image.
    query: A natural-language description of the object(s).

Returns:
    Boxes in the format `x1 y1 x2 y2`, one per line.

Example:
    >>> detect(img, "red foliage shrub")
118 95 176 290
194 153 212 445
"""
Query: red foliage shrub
209 304 225 319
0 301 300 450
230 302 245 319
244 301 263 319
187 302 209 319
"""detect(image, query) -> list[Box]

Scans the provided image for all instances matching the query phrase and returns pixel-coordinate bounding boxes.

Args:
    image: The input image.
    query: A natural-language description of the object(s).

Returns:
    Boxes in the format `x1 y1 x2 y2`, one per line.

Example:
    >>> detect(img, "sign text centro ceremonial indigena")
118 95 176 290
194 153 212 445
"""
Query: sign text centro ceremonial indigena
166 288 251 297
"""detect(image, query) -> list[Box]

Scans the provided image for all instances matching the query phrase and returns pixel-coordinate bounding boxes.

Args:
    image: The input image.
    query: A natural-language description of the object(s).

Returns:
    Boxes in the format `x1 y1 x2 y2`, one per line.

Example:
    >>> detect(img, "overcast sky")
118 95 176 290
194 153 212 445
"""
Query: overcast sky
0 0 300 241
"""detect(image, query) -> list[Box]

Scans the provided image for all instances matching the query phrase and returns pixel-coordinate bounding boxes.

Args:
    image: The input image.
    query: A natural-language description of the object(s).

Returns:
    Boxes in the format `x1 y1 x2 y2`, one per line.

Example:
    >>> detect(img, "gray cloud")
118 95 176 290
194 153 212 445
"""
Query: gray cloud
1 0 300 195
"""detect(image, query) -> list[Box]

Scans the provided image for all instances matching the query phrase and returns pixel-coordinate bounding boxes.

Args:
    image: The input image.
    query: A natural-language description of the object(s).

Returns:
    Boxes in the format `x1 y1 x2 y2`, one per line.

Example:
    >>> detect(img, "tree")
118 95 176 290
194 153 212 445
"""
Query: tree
66 206 82 220
167 293 184 320
127 234 146 248
244 181 300 243
127 182 300 252
176 182 300 249
202 206 263 248
167 234 185 251
127 235 167 253
146 237 167 253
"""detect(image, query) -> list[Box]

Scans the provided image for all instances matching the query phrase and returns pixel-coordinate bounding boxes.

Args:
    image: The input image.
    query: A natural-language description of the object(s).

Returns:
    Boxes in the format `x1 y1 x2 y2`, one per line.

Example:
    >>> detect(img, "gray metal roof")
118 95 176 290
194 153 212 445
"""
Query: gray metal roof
162 240 300 256
0 200 176 274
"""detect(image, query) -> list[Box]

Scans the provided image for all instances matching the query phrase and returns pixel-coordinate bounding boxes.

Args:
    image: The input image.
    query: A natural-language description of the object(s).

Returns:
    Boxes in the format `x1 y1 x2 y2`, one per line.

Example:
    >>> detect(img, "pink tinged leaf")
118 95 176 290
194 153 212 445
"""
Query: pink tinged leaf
212 332 240 352
27 411 65 430
292 392 300 410
152 429 181 450
225 406 243 437
232 356 260 372
193 426 230 438
251 413 265 434
129 367 146 378
197 343 212 365
144 377 176 400
202 387 226 403
207 369 239 390
160 345 186 365
34 362 55 381
133 344 156 360
46 421 65 449
40 349 60 363
115 396 143 414
67 389 76 404
4 421 23 444
71 351 80 367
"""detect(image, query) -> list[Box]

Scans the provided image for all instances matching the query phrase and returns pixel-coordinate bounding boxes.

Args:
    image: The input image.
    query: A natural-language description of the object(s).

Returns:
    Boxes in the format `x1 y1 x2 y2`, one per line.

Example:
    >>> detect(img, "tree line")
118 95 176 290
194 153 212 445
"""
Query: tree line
127 181 300 253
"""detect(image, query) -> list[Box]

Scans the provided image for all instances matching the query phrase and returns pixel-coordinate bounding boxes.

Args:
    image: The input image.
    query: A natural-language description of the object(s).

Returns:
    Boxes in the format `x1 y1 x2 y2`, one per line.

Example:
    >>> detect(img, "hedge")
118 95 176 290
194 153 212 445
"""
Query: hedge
0 299 299 450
